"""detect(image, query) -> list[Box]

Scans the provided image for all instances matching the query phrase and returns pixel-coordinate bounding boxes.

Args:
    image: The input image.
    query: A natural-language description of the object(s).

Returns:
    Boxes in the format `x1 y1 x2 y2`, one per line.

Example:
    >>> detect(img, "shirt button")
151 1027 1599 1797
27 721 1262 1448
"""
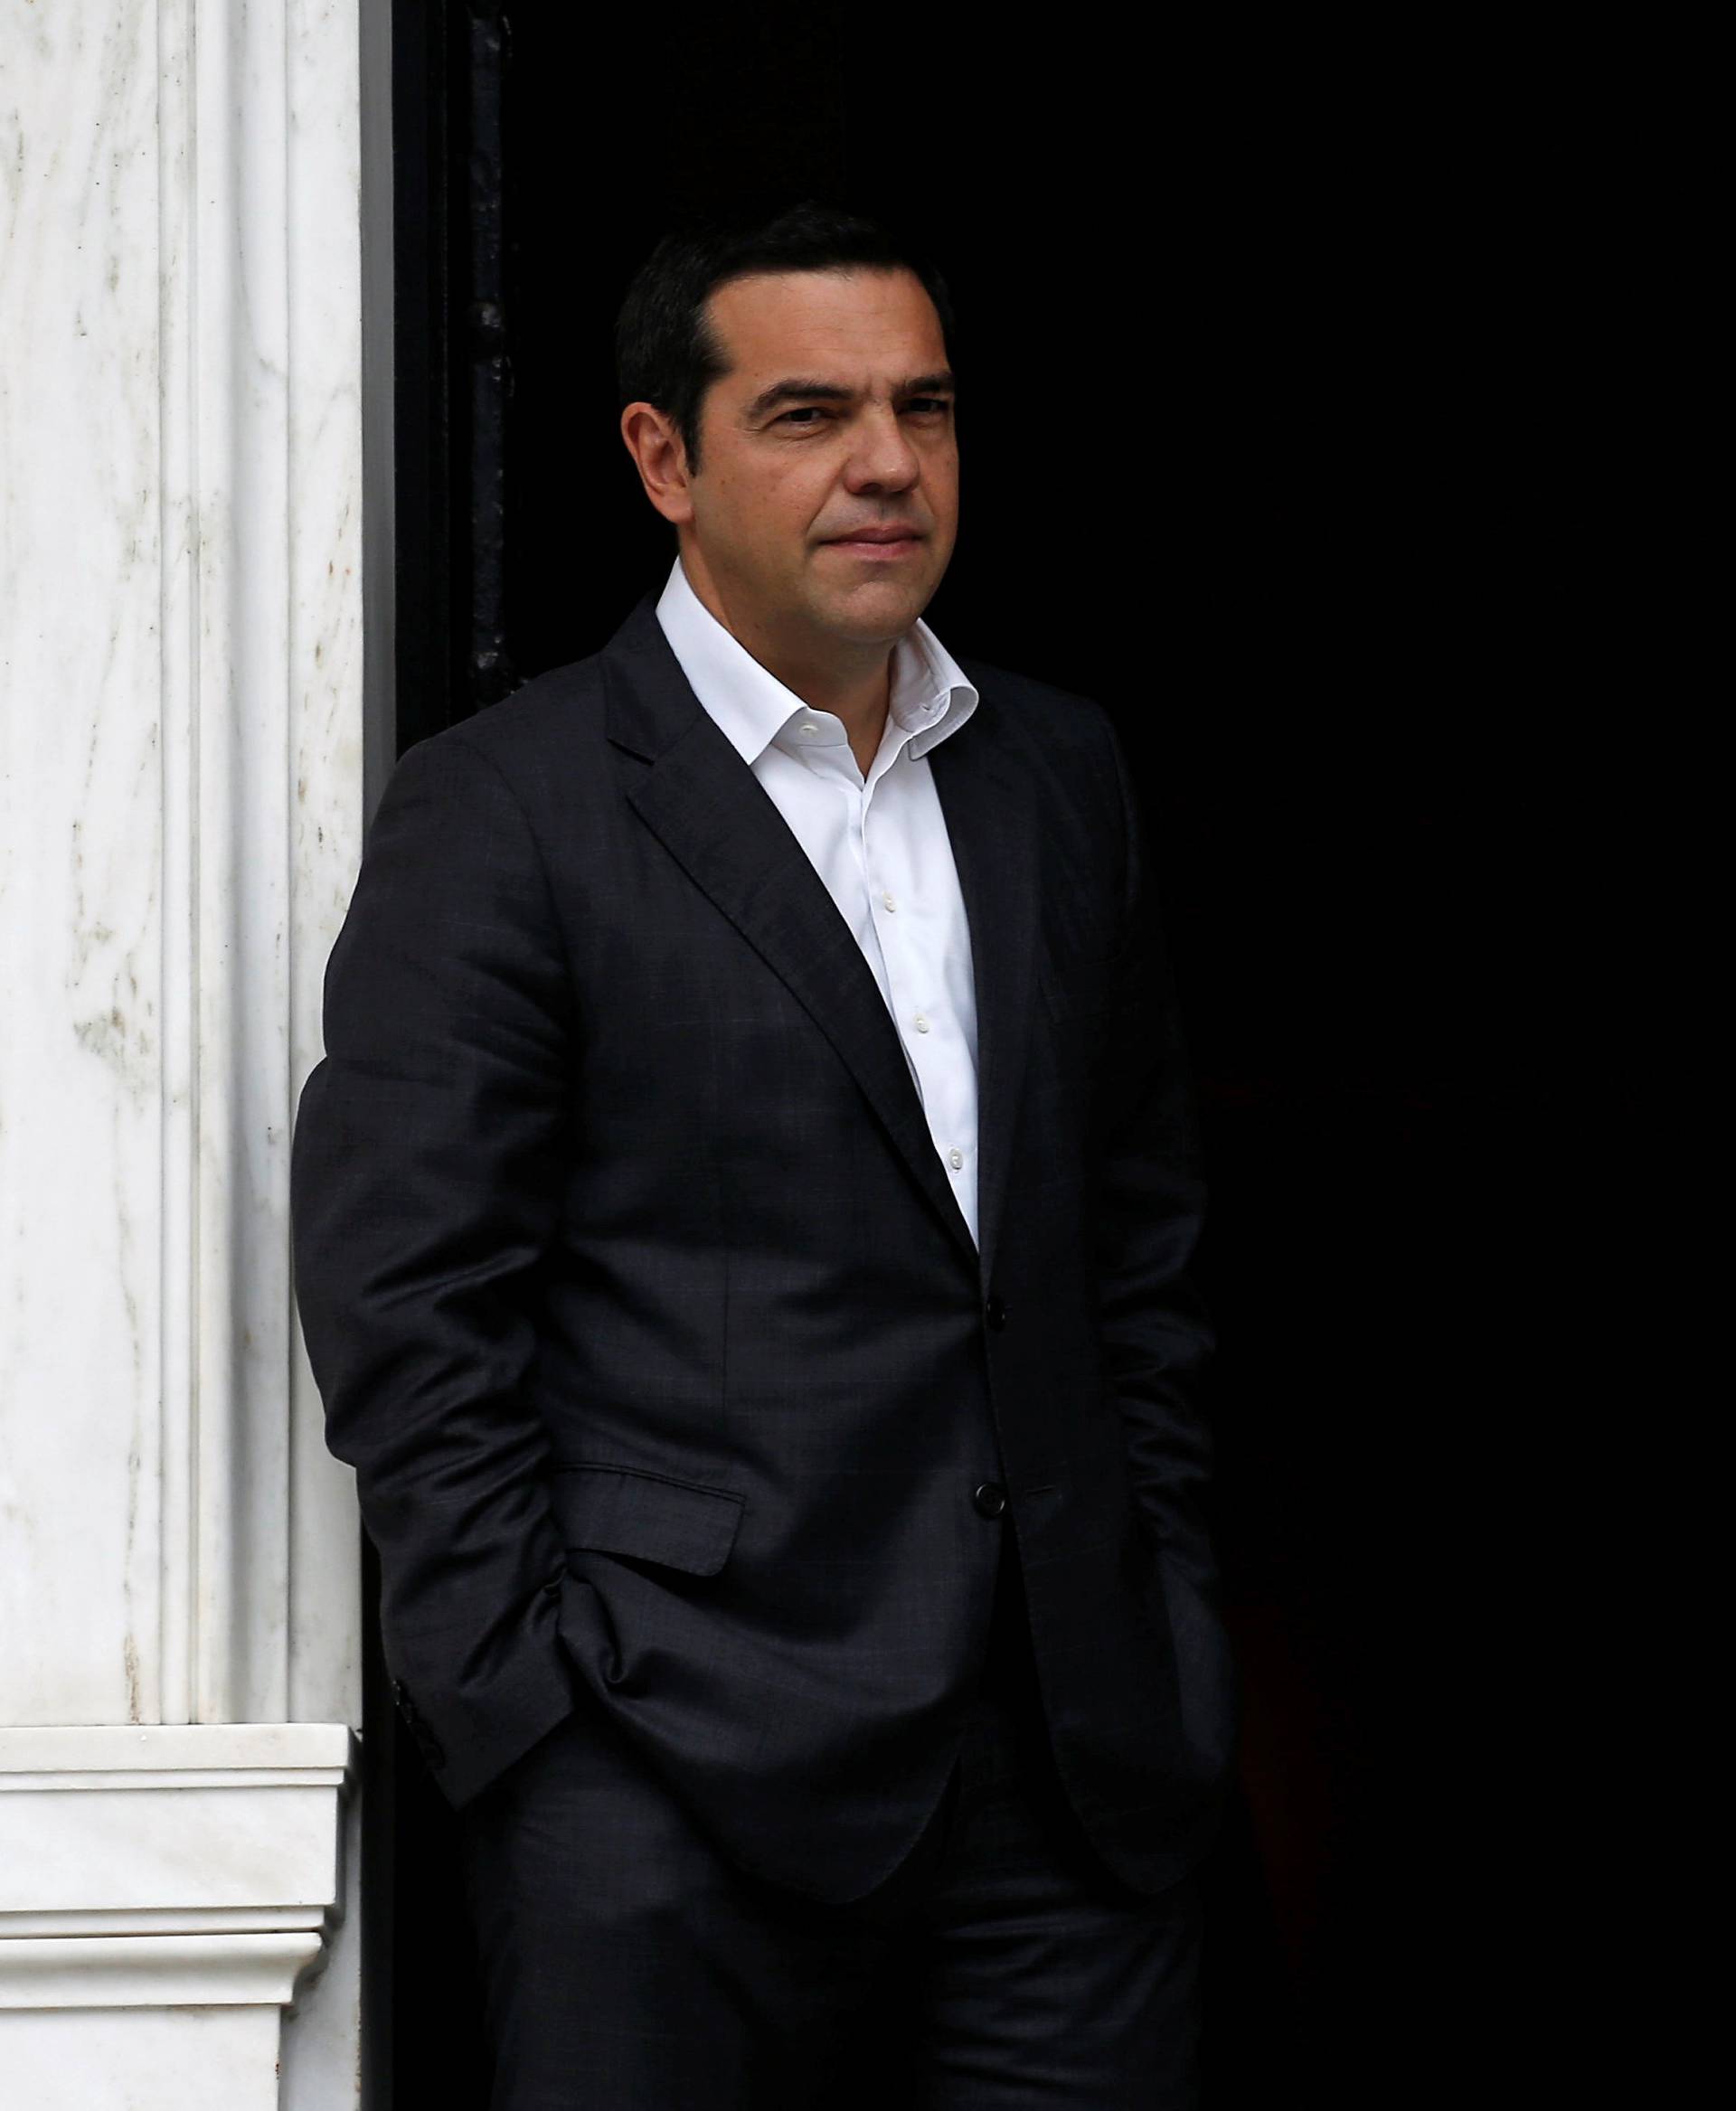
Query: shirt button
799 721 818 735
948 1148 963 1169
913 1014 930 1033
882 892 897 911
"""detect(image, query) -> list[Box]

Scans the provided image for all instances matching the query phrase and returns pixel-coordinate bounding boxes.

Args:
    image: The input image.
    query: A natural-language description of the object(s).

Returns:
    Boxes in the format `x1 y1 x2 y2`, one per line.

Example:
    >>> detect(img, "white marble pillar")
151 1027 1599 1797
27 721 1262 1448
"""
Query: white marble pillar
0 2 382 2102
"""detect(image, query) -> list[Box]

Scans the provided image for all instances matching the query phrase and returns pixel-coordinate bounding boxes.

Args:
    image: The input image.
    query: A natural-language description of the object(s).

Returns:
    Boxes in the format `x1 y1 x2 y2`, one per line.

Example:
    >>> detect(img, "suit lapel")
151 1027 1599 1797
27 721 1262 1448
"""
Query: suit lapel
599 590 1039 1293
928 711 1039 1294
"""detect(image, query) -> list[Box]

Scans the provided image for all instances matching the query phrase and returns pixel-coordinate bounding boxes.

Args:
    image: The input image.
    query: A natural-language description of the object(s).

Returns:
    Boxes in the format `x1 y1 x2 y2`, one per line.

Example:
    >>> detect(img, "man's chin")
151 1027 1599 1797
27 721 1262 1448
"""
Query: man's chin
819 601 925 648
814 571 932 627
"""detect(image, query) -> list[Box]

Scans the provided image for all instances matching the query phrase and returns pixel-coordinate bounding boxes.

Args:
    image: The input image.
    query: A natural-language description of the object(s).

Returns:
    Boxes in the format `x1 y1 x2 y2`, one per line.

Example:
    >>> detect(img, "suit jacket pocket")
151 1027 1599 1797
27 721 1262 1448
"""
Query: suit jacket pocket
550 1462 745 1576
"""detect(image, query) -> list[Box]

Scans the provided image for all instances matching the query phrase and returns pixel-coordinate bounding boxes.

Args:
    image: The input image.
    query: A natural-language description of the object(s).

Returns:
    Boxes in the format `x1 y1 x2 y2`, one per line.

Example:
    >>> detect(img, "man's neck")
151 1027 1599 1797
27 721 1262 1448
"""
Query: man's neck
680 552 896 770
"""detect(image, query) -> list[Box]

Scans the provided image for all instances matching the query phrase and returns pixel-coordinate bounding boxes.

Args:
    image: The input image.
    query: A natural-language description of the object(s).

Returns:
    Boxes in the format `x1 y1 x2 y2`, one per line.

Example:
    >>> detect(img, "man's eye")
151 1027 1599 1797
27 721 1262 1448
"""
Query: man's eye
777 401 951 425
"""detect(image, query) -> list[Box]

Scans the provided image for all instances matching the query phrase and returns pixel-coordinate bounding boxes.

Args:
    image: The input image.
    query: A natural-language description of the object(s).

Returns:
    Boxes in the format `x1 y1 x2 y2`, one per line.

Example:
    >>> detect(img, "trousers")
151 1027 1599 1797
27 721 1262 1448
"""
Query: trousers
454 1534 1203 2107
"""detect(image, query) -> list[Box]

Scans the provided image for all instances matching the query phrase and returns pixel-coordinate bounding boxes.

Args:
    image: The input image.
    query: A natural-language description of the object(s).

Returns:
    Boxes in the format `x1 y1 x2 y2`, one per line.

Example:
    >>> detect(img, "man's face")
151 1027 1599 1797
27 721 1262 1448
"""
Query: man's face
675 267 959 656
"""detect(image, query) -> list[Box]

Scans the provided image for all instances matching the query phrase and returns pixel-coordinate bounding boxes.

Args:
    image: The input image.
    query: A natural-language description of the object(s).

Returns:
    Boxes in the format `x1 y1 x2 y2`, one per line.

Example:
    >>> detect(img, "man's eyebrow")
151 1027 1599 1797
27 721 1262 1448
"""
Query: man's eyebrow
743 371 958 420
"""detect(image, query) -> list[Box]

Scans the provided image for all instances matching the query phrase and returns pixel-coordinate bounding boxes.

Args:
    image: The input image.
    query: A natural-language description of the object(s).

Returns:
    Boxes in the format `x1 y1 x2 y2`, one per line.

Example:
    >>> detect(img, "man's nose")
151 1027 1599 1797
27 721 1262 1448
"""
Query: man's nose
843 410 921 486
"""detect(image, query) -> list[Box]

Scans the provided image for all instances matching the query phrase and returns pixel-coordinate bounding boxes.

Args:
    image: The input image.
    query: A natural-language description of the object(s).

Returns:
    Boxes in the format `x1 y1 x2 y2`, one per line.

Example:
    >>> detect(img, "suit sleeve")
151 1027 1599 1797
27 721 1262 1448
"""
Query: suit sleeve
1090 709 1239 1772
1090 709 1225 1597
290 730 580 1810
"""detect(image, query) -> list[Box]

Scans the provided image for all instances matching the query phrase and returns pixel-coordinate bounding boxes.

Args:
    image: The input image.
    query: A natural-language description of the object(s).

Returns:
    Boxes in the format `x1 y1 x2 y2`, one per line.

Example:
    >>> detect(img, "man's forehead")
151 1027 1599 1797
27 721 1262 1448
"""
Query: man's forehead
709 268 944 372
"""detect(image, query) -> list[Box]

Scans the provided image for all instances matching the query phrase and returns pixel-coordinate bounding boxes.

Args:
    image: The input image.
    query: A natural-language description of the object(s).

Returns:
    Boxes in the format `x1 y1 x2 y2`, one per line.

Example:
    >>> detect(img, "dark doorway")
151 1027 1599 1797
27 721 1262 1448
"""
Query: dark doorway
379 9 1477 2105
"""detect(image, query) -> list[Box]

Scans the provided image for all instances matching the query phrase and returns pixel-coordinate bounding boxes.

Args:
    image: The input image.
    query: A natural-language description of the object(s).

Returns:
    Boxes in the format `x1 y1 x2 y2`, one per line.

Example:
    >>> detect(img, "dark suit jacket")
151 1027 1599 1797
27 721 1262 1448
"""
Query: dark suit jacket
289 586 1237 1905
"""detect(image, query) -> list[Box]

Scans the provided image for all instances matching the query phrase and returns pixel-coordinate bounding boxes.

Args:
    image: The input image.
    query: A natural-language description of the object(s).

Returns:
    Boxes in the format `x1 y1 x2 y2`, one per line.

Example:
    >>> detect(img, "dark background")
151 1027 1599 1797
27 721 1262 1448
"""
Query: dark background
376 8 1481 2104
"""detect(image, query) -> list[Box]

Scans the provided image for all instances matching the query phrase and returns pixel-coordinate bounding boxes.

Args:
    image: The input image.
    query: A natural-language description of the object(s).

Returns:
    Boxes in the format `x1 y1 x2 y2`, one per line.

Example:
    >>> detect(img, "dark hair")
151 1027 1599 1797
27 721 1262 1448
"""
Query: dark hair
614 193 960 482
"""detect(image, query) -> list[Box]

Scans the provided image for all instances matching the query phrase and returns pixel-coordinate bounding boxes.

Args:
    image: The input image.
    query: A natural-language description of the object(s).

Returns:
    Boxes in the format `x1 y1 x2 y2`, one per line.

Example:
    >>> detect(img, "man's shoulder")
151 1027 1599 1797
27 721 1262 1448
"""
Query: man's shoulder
950 650 1120 811
428 655 609 772
953 650 1113 754
380 657 613 826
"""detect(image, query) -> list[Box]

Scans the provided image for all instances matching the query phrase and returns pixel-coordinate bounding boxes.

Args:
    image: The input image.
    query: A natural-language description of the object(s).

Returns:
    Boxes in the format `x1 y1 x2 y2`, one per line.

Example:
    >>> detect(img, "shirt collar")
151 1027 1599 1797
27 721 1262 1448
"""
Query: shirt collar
655 552 978 768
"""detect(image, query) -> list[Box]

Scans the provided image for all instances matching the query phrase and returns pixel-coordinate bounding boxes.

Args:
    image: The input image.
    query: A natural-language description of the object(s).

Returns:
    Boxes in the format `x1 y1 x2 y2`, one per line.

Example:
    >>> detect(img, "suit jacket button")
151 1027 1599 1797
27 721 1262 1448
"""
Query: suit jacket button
985 1296 1006 1331
973 1481 1007 1519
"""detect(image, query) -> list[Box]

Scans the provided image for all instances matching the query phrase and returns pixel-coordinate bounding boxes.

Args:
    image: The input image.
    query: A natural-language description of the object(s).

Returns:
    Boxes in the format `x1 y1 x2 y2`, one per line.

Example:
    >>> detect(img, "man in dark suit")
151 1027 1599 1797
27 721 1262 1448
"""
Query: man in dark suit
290 198 1236 2107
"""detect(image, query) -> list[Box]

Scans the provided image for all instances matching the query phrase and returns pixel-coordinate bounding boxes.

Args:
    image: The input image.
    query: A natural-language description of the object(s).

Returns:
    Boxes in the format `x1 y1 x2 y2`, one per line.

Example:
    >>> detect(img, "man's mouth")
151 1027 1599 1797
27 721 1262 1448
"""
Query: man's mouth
823 531 923 558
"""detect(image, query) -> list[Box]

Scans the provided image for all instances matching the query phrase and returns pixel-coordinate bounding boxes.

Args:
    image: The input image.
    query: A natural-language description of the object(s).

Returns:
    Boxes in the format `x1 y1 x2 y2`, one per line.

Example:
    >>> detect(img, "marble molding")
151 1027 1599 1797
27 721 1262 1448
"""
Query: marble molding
0 1 383 2104
0 1725 353 2021
0 2011 288 2111
0 1723 364 2108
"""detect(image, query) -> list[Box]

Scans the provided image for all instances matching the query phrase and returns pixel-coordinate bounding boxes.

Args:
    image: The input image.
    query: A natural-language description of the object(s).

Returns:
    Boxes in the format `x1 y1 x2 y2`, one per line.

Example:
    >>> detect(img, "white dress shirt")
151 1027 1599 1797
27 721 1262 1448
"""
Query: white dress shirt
655 553 983 1248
